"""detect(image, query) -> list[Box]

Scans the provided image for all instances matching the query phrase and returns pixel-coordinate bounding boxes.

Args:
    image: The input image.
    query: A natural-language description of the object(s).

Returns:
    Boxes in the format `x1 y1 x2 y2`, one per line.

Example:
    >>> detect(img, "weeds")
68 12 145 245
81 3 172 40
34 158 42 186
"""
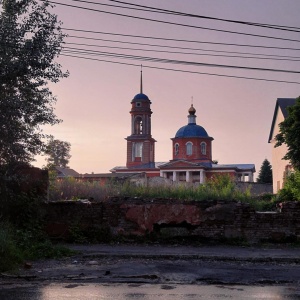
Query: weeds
0 222 74 272
48 174 277 211
0 223 23 272
49 177 118 201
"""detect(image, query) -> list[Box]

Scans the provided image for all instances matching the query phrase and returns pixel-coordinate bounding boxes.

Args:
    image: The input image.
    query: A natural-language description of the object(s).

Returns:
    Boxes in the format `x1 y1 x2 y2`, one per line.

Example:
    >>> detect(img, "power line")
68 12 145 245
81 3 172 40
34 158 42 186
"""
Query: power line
63 28 300 52
106 0 300 31
64 41 300 62
68 0 300 33
49 1 300 43
60 53 300 85
61 46 300 74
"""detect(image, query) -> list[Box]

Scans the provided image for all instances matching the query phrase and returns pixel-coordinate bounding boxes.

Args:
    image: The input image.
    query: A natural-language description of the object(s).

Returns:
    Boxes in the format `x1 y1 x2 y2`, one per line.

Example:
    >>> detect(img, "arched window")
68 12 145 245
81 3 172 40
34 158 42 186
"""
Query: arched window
186 142 193 156
201 142 207 155
174 143 179 155
134 116 143 134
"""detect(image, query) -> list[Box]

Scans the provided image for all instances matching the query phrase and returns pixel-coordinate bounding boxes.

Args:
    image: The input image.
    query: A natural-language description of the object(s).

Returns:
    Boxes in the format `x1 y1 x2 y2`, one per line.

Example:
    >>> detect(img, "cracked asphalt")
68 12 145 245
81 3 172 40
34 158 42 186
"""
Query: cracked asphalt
1 244 300 287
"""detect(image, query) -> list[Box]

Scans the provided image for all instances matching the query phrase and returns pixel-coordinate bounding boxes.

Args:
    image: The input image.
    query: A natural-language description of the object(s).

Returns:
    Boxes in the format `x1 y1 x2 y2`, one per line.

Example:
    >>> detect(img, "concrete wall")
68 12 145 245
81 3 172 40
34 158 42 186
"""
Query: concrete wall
44 198 300 243
236 182 273 196
133 177 273 196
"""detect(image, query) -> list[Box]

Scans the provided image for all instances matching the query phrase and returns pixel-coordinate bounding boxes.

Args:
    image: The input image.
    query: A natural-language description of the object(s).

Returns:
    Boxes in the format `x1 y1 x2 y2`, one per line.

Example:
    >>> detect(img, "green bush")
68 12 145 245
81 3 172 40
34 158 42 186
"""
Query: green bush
277 170 300 201
0 223 23 271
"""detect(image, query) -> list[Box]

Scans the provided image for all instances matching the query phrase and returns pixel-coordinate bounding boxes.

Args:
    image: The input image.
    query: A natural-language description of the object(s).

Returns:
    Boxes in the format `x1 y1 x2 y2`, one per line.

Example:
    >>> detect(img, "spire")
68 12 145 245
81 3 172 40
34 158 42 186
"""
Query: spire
140 65 143 94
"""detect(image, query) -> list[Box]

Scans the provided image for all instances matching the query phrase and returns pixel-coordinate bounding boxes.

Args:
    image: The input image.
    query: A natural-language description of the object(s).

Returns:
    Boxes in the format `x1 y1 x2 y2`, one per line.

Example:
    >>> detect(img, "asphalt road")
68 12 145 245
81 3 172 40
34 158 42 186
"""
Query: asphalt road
1 244 300 287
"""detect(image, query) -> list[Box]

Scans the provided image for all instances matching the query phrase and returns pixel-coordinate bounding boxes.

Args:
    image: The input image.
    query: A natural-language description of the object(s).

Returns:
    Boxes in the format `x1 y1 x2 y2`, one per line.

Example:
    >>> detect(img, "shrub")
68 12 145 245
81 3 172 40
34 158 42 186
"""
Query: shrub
0 223 23 271
277 170 300 201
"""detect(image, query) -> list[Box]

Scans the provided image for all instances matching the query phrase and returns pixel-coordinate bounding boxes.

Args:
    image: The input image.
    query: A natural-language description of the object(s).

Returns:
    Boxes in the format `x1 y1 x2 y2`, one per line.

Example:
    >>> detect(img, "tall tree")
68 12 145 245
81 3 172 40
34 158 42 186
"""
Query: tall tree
256 159 273 184
275 96 300 170
0 0 68 165
45 137 71 168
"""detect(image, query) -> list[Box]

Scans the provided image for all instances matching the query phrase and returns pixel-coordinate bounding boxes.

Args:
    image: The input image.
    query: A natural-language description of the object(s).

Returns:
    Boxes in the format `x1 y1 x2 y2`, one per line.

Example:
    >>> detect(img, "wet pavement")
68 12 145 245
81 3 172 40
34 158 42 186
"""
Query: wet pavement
1 244 300 298
1 283 300 299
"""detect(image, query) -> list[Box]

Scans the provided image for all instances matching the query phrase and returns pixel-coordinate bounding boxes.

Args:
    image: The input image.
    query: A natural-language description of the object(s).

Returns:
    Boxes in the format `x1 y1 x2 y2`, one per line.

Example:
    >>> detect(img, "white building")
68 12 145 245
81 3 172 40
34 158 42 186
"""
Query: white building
268 98 296 193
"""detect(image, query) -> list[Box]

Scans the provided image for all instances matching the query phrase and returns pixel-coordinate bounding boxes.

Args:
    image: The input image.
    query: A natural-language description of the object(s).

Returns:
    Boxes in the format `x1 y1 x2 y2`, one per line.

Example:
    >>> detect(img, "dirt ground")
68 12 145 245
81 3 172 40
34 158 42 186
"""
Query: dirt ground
1 244 300 288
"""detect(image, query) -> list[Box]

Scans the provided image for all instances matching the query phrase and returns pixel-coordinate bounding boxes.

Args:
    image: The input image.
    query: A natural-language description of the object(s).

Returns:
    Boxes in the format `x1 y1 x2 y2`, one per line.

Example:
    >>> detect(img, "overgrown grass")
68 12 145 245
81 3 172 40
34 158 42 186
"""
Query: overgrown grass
117 178 251 202
49 177 119 201
0 223 75 272
49 174 251 202
49 174 278 211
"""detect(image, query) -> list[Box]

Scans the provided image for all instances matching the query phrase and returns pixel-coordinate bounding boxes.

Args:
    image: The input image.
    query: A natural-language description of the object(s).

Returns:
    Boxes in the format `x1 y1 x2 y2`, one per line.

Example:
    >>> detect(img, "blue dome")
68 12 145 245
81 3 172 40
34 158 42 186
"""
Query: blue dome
175 124 209 138
133 93 149 101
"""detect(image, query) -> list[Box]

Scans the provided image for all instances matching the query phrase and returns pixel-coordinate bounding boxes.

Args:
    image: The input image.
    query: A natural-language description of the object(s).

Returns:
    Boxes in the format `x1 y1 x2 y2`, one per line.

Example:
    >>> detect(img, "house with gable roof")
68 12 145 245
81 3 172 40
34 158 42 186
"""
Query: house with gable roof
268 98 296 193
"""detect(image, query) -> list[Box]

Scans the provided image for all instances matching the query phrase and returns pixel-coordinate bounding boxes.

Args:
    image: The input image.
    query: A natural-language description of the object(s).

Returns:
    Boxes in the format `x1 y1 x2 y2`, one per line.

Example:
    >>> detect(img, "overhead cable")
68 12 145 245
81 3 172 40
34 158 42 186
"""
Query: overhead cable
61 46 300 74
60 53 300 85
64 29 300 52
49 1 300 43
64 41 300 61
67 0 300 32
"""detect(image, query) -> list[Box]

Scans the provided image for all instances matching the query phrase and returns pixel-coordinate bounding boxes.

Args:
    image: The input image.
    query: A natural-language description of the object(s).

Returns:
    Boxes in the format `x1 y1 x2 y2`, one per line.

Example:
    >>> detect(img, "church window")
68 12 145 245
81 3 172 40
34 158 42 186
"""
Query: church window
201 142 207 155
134 116 143 134
186 142 193 156
175 143 179 155
136 102 141 107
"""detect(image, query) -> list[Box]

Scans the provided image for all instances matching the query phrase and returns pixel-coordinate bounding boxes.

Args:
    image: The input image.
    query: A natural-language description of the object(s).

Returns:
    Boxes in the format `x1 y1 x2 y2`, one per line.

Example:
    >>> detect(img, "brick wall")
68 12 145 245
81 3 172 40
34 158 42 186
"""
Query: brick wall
44 198 300 243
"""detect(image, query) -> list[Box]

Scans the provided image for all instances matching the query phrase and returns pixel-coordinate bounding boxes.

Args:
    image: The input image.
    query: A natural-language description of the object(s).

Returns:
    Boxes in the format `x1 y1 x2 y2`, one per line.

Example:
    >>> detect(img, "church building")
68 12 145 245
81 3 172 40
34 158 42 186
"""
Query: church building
111 73 255 182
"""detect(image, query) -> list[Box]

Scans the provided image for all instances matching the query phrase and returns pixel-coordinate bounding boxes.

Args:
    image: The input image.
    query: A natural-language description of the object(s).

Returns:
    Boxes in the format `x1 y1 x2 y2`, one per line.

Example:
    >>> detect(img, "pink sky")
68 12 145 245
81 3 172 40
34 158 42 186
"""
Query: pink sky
34 0 300 176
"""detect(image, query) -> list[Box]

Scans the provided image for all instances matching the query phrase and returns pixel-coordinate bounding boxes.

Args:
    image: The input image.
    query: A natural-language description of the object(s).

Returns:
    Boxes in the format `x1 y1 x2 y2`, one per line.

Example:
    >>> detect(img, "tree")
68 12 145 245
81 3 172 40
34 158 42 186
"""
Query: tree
275 96 300 170
0 0 68 165
45 137 71 168
256 159 273 184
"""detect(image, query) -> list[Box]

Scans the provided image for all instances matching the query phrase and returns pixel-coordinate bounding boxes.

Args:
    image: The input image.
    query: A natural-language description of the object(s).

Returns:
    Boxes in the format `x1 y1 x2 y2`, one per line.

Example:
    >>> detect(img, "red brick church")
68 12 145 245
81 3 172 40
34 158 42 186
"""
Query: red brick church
111 73 255 183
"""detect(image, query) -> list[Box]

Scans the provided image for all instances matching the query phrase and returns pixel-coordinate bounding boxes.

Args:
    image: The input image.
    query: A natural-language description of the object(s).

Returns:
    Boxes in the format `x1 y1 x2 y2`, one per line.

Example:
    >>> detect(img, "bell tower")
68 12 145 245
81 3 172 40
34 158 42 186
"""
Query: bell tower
126 70 156 167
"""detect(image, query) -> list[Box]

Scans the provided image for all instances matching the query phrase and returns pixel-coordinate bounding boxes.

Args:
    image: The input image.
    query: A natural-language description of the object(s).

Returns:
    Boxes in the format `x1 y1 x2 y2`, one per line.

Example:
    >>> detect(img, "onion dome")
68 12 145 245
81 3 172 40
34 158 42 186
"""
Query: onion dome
188 104 196 115
132 93 150 101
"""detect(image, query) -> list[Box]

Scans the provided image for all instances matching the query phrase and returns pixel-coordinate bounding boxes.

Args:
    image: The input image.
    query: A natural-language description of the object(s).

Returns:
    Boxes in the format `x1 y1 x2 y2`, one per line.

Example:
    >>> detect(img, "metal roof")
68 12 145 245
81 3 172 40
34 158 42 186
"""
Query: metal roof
175 124 209 138
132 93 150 101
80 173 141 178
159 161 255 172
211 164 256 171
111 162 166 172
55 167 80 177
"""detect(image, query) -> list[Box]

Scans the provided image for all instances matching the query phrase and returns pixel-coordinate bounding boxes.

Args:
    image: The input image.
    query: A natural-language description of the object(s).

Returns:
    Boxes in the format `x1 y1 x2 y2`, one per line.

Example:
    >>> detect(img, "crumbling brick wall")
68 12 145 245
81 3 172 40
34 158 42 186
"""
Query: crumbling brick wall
44 198 300 243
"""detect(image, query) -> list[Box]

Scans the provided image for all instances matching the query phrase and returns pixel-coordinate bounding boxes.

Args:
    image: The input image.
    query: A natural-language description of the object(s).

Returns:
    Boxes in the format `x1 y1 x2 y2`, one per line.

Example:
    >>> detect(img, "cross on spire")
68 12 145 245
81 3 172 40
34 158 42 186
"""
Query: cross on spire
140 65 143 94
